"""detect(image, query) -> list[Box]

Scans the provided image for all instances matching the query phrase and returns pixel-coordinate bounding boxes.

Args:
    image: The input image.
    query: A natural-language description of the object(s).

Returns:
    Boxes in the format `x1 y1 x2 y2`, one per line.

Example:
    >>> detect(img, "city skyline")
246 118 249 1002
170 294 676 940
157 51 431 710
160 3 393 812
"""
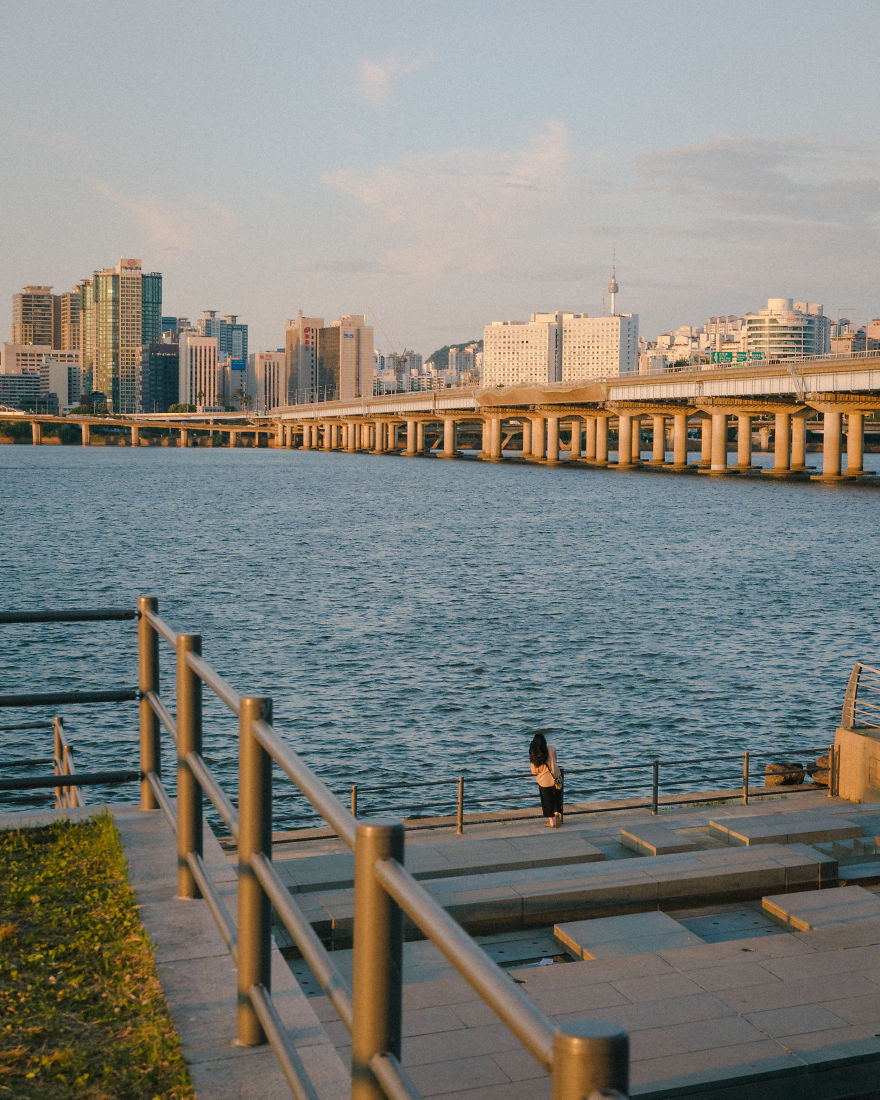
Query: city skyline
3 1 880 355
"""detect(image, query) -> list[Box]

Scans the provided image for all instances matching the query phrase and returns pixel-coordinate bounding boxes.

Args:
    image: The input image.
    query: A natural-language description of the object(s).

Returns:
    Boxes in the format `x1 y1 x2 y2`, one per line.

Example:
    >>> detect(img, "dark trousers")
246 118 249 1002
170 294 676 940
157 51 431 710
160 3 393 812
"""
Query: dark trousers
539 784 562 818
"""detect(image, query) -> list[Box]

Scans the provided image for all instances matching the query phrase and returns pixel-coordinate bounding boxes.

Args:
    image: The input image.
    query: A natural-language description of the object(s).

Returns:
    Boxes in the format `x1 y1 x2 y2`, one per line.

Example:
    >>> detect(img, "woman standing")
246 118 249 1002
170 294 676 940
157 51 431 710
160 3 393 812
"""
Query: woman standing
529 733 563 828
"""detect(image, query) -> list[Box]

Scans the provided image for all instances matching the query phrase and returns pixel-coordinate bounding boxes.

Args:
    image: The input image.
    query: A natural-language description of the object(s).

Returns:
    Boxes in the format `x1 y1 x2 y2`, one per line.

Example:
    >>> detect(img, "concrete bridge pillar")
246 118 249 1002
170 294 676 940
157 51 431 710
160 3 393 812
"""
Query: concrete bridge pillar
736 414 752 469
373 422 385 453
442 417 456 458
416 421 425 453
131 425 140 448
230 430 239 448
81 422 90 446
569 418 581 459
405 419 417 456
616 413 632 468
483 416 503 461
301 424 311 449
791 415 807 471
818 408 843 479
312 422 320 448
530 416 545 460
180 428 189 448
671 412 688 468
31 421 42 445
546 415 559 464
322 421 332 450
710 412 728 472
480 419 489 457
631 416 642 463
846 411 864 475
773 411 791 474
651 415 666 464
699 416 712 467
585 417 597 462
595 416 609 465
520 418 531 456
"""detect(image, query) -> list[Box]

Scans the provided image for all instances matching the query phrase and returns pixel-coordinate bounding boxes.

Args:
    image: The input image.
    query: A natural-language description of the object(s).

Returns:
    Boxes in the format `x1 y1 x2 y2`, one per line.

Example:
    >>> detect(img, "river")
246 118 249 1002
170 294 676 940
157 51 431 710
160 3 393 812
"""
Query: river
2 443 878 827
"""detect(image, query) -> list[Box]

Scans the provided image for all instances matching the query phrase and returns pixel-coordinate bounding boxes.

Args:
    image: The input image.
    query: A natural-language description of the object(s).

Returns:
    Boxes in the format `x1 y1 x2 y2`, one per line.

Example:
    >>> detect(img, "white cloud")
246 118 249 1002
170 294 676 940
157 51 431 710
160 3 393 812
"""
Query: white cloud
86 179 236 254
358 51 430 106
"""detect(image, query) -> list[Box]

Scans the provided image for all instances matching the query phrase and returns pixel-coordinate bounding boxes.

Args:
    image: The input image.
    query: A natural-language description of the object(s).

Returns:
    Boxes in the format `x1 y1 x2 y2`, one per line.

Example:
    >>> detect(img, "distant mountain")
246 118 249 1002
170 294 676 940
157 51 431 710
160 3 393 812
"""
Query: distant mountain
427 339 483 370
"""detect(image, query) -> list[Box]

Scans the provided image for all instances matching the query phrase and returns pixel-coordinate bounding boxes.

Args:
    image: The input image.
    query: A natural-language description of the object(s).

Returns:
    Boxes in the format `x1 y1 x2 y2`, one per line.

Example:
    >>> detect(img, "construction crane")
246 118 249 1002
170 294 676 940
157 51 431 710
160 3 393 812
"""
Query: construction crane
367 306 400 358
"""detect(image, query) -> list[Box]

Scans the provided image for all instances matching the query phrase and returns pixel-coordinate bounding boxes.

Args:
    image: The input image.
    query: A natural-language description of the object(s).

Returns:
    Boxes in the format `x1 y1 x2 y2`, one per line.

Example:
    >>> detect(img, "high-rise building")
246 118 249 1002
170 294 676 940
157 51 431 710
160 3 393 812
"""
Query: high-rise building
284 311 323 404
744 298 830 360
137 343 180 413
178 332 219 408
198 310 248 361
79 258 162 412
12 286 59 347
482 309 638 387
318 315 373 401
59 287 82 351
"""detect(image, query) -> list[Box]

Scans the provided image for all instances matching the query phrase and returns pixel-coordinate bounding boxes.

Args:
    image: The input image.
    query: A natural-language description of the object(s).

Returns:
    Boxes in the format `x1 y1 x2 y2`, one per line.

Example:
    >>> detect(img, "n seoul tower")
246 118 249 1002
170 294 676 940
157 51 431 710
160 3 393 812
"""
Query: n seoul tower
608 252 619 316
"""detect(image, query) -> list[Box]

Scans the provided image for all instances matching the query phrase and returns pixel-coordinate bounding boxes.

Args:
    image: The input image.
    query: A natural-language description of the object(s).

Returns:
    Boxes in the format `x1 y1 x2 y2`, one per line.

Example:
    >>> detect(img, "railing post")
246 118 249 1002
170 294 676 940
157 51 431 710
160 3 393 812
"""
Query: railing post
351 784 358 817
742 751 749 805
176 634 203 899
237 695 273 1046
651 760 659 815
351 819 404 1100
137 596 160 810
457 775 464 835
53 716 63 809
552 1020 629 1098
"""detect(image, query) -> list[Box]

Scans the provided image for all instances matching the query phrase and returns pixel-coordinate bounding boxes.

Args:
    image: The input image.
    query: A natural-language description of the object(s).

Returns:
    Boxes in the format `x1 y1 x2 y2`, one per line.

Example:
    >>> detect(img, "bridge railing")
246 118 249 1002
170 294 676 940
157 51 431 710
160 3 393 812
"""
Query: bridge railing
136 596 629 1099
841 662 880 730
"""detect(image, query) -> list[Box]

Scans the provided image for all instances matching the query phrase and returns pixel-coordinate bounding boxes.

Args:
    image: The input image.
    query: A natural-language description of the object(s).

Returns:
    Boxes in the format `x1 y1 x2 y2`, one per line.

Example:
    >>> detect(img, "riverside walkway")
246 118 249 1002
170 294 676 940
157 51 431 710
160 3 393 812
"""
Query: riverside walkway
10 786 880 1099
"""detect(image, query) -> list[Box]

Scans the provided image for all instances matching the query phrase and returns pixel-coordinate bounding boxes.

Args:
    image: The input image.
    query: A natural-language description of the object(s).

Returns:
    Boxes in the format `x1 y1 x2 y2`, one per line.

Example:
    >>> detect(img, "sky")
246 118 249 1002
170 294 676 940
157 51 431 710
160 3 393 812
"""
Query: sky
3 0 880 356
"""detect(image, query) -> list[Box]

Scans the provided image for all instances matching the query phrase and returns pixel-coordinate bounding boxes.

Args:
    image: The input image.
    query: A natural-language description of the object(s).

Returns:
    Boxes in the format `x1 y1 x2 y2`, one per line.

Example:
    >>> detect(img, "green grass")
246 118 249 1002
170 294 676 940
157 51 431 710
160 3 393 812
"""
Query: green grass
0 812 194 1099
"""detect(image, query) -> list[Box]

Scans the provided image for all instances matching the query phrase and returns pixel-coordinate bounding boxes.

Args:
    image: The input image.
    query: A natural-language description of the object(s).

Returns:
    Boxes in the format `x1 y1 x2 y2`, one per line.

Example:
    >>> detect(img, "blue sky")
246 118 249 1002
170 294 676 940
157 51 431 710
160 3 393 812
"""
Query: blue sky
3 0 880 355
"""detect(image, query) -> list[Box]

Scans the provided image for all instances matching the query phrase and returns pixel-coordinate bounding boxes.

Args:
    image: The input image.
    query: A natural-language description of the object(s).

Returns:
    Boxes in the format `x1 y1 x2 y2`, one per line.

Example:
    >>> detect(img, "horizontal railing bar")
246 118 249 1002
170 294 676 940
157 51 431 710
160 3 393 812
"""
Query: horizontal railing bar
368 1052 420 1100
248 983 321 1100
252 719 357 850
0 688 138 708
146 690 178 741
185 652 241 715
3 757 54 768
0 608 136 624
250 852 353 1031
186 751 239 840
184 850 238 960
146 772 177 831
374 857 555 1071
0 720 54 731
0 769 139 791
143 609 178 647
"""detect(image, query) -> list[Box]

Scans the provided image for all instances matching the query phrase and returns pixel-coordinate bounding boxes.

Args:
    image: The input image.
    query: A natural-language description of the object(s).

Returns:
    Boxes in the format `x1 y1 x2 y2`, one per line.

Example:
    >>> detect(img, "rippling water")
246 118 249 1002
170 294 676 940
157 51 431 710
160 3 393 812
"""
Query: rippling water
2 443 878 826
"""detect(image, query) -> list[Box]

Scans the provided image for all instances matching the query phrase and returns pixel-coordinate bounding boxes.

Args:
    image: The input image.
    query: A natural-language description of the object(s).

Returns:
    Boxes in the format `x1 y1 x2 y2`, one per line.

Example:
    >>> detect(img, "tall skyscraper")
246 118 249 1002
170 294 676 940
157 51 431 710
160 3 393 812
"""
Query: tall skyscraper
59 287 82 351
12 286 59 347
284 311 323 403
198 310 248 360
79 258 162 412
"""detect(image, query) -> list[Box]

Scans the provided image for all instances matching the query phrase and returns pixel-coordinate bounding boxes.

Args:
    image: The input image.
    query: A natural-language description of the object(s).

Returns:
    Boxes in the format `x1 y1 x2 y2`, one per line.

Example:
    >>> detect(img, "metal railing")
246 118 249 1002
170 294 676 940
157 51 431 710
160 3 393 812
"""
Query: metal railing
841 662 880 730
135 596 629 1098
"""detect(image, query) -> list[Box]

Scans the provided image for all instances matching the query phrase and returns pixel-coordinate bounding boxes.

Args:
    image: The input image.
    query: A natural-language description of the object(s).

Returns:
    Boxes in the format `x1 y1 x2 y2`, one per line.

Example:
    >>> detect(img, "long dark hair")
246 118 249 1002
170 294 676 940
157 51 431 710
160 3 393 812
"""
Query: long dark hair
529 733 548 767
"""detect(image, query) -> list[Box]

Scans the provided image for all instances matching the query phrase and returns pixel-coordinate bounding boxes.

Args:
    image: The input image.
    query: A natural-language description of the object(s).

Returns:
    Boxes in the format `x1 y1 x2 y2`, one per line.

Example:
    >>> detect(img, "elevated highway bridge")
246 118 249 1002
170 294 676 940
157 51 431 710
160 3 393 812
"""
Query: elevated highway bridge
3 353 879 482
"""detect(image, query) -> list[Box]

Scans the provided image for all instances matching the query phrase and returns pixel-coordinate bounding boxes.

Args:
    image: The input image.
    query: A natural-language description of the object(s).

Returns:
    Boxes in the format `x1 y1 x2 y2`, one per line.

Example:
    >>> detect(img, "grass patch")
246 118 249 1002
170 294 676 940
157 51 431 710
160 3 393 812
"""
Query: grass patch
0 812 193 1098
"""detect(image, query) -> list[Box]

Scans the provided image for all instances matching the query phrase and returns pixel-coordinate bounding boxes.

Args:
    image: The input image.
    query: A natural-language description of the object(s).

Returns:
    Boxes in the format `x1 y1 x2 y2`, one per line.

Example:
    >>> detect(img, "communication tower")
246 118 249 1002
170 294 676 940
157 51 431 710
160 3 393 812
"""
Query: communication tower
608 252 619 316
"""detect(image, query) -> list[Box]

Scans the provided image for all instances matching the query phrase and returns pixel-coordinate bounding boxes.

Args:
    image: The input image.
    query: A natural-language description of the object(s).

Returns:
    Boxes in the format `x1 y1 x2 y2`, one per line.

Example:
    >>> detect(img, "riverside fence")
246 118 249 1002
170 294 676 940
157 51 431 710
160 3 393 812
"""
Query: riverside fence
0 599 630 1099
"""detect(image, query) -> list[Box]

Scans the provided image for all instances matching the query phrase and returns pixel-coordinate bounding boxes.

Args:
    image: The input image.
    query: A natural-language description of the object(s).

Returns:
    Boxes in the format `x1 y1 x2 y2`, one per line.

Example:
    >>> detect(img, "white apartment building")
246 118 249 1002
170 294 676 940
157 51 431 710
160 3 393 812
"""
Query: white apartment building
178 333 219 409
482 311 637 387
1 343 80 375
744 298 830 360
249 351 285 411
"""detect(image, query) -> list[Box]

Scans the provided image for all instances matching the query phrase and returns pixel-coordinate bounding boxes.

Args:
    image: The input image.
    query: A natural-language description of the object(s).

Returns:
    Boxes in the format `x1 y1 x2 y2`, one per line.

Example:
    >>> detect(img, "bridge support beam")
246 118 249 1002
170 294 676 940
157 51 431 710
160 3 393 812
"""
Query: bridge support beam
631 415 642 464
699 416 712 467
811 407 844 481
846 411 865 476
530 416 544 460
180 428 189 448
81 422 90 446
569 418 581 459
404 419 417 456
585 417 597 462
131 425 140 448
736 415 752 469
416 421 425 454
651 415 666 464
519 418 530 456
710 412 728 473
595 415 609 466
791 415 807 471
546 415 559 464
671 412 688 469
615 414 633 469
771 411 791 475
441 417 456 458
31 422 42 445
